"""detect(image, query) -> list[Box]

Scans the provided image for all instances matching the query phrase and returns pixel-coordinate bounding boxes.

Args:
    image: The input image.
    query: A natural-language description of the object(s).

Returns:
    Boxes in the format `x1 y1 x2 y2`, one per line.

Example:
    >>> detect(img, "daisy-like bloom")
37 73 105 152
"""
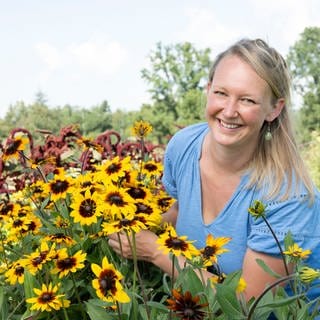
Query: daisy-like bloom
141 160 163 179
42 172 74 202
54 216 70 229
125 184 152 201
44 233 75 246
200 234 231 266
101 185 136 219
51 248 86 278
157 225 199 260
134 200 163 229
155 191 175 212
71 171 101 194
95 156 132 183
167 288 208 320
91 256 130 303
26 283 70 312
5 260 25 285
70 189 103 226
76 136 103 153
283 243 311 261
299 266 320 283
24 180 50 204
2 133 29 162
0 201 20 221
21 242 56 275
102 211 148 236
131 120 152 139
248 200 266 220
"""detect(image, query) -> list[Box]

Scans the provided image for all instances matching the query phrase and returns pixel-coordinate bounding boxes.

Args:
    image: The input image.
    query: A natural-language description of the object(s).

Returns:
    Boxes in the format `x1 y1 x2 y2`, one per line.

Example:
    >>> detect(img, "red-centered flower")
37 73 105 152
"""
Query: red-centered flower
167 289 208 320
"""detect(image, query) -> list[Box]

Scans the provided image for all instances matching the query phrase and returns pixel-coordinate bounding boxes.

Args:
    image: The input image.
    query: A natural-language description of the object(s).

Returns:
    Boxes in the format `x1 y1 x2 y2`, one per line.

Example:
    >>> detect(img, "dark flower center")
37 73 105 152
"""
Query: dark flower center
57 257 76 270
203 246 217 258
136 202 152 214
99 270 117 295
40 292 54 303
50 180 69 193
106 163 121 174
166 238 188 250
144 163 157 172
127 187 146 199
107 193 125 206
15 266 24 276
6 140 22 155
79 199 96 217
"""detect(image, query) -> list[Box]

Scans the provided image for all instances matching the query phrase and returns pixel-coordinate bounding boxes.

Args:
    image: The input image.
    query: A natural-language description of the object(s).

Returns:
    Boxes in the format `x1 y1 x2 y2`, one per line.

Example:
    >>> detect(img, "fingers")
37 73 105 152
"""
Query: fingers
108 233 132 259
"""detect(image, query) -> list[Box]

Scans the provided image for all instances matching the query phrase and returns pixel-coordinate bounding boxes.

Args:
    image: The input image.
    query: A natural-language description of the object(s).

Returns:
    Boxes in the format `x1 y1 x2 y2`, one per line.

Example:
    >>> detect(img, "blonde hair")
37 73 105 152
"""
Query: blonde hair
209 38 315 202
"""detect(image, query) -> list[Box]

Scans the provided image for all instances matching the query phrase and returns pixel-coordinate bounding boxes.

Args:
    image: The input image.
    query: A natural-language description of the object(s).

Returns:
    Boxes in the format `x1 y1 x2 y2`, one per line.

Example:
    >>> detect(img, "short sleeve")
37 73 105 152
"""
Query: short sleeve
162 148 177 199
247 195 320 257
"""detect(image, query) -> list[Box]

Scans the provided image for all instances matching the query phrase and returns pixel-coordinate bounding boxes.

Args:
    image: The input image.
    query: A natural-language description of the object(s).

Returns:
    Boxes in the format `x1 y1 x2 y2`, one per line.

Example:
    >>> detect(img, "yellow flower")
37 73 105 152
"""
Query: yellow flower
131 120 152 139
26 283 70 312
283 243 311 260
157 224 199 260
5 260 25 285
248 200 266 219
51 248 86 278
43 173 74 202
299 266 320 283
200 234 231 266
236 277 247 293
70 189 103 226
2 133 29 162
91 256 130 303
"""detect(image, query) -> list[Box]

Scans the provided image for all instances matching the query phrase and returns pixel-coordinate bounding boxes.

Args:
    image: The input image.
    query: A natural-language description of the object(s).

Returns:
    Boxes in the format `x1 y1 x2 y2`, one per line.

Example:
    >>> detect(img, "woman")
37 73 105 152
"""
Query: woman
109 38 320 301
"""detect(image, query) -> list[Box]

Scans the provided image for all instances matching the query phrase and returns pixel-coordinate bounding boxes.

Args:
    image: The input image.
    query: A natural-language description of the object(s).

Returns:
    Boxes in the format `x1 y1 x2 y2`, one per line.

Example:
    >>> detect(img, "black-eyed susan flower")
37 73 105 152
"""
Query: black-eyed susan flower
141 160 163 179
200 234 231 266
5 260 25 285
51 248 86 278
102 211 147 235
44 233 75 246
70 189 103 226
43 173 74 202
101 185 136 219
95 156 132 183
299 266 320 283
167 288 208 320
248 200 266 219
2 133 29 162
131 120 152 139
26 283 70 312
157 225 199 260
91 256 130 303
155 192 175 212
21 242 56 275
283 243 311 261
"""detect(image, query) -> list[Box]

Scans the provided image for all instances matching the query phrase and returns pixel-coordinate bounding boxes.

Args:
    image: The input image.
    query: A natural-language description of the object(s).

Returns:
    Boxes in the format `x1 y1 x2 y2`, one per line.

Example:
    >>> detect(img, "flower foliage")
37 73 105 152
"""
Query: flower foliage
0 123 319 319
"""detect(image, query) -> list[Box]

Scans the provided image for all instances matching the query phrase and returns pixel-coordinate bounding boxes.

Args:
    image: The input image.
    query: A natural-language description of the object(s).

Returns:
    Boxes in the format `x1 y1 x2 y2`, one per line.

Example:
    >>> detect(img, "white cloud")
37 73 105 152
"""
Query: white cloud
35 37 129 80
175 7 239 51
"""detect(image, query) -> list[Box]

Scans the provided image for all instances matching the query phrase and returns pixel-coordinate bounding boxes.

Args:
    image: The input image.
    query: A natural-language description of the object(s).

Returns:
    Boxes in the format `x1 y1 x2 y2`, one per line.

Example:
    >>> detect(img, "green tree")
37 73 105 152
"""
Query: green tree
287 27 320 142
141 42 211 142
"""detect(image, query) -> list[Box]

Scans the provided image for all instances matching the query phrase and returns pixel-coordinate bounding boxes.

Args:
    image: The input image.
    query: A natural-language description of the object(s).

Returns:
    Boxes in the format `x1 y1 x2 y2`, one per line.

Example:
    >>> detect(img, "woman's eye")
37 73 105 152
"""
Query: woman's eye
241 98 256 105
213 90 226 96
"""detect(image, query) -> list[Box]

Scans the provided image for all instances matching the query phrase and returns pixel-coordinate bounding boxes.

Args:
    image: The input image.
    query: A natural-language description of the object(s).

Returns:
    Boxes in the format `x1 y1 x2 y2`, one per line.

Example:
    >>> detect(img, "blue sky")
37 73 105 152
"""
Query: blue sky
0 0 319 118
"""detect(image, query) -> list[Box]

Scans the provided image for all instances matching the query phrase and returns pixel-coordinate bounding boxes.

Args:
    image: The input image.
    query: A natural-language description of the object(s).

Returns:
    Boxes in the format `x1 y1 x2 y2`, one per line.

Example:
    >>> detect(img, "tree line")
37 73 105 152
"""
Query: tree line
0 27 319 147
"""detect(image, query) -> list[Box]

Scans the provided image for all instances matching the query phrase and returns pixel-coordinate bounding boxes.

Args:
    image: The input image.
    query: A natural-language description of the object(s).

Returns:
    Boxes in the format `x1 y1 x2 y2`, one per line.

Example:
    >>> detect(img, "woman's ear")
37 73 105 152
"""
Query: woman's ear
266 98 285 122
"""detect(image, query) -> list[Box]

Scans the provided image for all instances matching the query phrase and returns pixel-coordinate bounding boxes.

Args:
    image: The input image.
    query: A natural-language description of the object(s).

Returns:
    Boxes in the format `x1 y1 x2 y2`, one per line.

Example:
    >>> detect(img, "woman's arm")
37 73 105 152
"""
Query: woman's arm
241 248 293 299
161 201 179 226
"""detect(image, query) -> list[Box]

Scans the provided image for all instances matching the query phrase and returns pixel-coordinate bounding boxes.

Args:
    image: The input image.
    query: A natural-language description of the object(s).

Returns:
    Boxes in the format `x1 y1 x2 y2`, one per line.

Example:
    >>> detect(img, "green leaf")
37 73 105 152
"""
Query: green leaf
85 301 113 320
256 258 282 278
215 283 245 319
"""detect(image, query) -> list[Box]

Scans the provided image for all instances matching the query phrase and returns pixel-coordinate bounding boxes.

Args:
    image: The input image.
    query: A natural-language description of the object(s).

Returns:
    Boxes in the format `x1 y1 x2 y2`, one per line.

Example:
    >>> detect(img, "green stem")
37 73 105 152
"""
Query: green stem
247 274 297 320
71 274 86 319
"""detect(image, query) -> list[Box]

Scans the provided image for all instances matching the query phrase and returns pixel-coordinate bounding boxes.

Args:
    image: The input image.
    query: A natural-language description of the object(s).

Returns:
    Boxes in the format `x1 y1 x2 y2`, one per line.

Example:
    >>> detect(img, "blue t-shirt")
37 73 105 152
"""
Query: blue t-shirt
162 122 320 301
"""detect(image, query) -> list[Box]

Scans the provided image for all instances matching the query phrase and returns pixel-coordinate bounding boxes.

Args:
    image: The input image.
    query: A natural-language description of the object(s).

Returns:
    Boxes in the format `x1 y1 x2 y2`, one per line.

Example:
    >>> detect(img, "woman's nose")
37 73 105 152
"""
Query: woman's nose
222 98 239 117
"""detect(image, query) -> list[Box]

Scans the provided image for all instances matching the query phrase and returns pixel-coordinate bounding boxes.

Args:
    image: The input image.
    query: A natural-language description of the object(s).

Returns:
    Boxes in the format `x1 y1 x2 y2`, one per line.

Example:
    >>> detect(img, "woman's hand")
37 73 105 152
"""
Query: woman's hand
108 230 159 263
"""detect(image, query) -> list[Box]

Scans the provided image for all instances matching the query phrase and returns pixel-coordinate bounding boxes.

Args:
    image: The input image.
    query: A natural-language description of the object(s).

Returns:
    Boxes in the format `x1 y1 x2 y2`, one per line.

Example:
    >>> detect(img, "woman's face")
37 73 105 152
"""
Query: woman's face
205 54 280 151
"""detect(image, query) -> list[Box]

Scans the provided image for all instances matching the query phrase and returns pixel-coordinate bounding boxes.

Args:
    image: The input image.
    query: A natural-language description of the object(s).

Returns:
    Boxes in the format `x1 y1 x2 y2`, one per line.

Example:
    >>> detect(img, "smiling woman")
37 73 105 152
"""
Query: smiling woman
108 38 320 313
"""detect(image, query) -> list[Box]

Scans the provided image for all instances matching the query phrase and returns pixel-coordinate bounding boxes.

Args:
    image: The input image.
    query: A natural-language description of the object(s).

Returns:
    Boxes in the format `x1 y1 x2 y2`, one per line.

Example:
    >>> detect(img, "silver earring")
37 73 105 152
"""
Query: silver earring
265 122 272 141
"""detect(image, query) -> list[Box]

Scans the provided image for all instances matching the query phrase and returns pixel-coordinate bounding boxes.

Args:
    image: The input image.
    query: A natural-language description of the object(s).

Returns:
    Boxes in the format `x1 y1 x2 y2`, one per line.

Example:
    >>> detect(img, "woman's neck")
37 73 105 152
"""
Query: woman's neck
203 133 253 175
